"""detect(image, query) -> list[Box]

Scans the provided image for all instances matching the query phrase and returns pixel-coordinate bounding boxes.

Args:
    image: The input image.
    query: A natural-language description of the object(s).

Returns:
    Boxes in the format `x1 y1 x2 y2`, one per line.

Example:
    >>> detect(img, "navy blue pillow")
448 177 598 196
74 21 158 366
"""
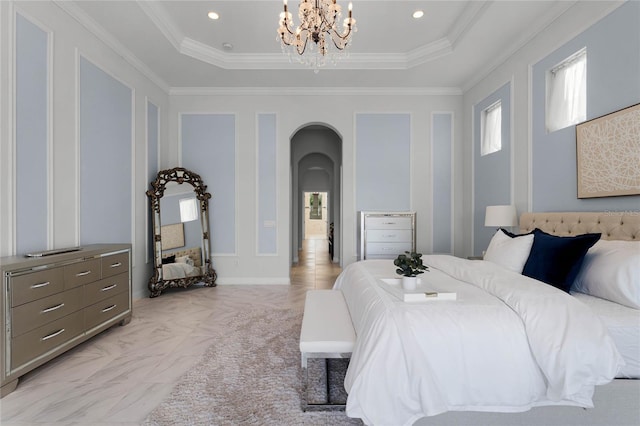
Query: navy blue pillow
521 228 601 292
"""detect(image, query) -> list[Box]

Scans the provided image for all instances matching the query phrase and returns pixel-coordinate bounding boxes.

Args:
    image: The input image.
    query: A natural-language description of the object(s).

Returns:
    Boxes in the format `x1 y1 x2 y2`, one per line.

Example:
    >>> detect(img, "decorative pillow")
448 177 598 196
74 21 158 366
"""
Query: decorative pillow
572 240 640 309
522 229 601 292
502 228 533 238
161 255 176 264
176 255 194 266
484 229 534 273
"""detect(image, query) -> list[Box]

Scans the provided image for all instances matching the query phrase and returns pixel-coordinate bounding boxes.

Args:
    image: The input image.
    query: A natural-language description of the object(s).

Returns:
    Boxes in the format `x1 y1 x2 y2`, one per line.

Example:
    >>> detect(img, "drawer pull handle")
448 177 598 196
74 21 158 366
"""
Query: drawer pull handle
41 328 65 341
384 234 397 238
110 262 122 268
42 303 65 313
101 284 117 292
31 281 50 289
383 222 396 225
76 270 91 277
102 304 117 313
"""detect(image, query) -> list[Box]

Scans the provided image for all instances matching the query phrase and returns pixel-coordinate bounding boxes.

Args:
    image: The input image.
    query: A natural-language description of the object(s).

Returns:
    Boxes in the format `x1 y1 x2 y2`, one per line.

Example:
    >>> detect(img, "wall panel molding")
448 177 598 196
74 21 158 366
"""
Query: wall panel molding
14 11 51 254
431 112 454 254
256 113 278 256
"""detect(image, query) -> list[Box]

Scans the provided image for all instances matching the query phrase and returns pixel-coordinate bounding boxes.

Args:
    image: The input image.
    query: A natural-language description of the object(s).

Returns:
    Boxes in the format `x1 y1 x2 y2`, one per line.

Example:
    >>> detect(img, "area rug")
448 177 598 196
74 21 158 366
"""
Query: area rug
143 307 361 425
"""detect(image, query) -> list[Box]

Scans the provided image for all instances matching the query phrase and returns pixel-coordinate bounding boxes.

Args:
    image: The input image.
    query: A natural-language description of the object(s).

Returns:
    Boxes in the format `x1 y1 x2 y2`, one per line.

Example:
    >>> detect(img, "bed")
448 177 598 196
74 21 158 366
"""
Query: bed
333 212 640 426
161 247 203 280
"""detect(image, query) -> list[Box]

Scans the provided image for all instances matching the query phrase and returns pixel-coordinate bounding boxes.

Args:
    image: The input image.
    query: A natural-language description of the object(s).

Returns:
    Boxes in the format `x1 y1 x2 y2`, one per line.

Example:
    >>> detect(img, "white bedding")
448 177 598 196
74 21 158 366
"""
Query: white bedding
572 291 640 379
334 256 624 426
162 262 201 280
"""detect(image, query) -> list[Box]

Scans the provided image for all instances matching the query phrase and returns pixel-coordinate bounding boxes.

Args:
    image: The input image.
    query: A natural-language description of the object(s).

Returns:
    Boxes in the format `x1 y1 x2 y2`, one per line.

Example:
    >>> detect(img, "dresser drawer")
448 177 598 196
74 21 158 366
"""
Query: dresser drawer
366 229 413 243
84 291 130 331
365 242 413 258
101 252 129 279
11 286 83 338
365 216 413 230
10 267 65 308
84 273 128 306
11 311 84 369
64 259 101 289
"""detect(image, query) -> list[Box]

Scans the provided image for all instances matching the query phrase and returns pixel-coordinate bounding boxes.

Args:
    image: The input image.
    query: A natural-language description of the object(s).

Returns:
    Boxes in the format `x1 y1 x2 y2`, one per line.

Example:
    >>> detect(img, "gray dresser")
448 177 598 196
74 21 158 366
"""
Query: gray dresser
1 244 132 397
358 212 416 260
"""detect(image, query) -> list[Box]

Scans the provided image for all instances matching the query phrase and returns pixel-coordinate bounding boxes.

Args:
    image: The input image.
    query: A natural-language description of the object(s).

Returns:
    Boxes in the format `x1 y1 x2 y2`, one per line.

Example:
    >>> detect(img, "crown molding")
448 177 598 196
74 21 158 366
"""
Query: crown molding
461 0 589 92
138 0 492 71
53 0 170 93
135 0 182 51
447 1 490 49
169 86 463 97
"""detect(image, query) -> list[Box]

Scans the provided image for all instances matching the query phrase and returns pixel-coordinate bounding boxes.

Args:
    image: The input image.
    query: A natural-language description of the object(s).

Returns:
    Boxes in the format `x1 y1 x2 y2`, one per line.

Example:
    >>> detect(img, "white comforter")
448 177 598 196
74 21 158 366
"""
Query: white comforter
334 256 624 426
162 262 200 280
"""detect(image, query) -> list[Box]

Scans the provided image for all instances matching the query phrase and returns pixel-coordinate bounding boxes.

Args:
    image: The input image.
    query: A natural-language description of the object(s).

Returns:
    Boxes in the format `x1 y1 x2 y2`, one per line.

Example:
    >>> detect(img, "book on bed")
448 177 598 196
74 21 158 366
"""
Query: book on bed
379 278 457 302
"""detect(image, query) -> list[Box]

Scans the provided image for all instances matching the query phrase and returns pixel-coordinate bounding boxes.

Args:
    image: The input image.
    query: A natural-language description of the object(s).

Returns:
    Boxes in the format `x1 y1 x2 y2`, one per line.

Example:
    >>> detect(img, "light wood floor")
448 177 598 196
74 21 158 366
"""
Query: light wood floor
0 239 341 425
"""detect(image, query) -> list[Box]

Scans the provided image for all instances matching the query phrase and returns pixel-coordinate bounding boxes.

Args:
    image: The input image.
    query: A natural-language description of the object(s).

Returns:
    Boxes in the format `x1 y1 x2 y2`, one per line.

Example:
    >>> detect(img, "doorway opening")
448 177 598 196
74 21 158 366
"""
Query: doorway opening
290 124 342 270
303 191 328 239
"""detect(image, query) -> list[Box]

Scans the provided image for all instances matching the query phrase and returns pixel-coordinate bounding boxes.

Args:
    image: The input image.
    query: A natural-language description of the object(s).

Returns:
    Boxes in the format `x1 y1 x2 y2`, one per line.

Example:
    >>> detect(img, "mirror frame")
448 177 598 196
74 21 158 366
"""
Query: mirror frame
146 167 217 297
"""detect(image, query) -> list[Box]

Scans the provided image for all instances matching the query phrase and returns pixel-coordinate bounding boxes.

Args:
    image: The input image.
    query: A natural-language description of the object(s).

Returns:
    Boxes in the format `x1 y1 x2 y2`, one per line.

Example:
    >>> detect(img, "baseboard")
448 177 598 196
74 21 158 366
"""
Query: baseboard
215 277 292 285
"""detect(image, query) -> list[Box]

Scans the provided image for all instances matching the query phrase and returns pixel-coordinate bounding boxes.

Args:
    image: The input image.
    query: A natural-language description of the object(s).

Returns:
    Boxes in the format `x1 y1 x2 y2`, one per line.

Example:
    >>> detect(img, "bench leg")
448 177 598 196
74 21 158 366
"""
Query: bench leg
301 357 346 412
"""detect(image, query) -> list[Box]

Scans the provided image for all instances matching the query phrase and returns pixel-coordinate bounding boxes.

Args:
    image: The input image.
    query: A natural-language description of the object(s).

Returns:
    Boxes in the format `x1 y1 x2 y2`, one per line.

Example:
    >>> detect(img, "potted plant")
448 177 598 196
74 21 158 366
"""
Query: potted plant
394 251 428 290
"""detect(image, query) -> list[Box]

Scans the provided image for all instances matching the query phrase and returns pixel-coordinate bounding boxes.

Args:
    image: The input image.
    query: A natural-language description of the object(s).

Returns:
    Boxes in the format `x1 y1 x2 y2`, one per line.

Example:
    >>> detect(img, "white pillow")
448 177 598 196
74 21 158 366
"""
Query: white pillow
484 229 534 273
572 240 640 309
175 255 194 266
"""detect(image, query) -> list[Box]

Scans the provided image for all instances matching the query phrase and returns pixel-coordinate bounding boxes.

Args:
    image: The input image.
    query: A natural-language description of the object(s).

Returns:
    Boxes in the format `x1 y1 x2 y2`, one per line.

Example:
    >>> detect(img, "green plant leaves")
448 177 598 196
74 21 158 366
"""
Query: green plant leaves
394 251 428 277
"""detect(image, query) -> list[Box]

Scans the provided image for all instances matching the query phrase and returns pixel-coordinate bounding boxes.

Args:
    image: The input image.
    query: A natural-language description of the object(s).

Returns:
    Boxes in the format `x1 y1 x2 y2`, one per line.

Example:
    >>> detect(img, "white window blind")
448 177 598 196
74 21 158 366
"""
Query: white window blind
546 48 587 132
481 101 502 156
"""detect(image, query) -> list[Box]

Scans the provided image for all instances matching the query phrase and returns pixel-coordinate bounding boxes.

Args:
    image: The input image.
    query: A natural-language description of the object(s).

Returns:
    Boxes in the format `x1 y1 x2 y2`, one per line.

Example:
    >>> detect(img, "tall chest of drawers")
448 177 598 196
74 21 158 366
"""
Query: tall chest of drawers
358 212 416 260
1 244 132 397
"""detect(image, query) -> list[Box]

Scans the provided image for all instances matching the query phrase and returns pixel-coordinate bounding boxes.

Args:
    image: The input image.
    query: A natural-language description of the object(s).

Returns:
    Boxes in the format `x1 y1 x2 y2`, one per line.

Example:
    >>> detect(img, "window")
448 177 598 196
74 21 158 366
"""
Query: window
546 48 587 132
481 100 502 156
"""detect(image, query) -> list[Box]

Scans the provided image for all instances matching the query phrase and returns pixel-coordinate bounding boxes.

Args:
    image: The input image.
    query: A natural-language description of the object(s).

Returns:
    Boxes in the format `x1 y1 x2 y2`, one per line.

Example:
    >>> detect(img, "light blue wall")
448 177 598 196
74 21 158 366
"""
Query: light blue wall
531 1 640 212
356 113 411 212
257 113 277 255
147 101 159 260
473 83 511 255
181 114 236 254
16 14 48 254
147 101 159 184
80 58 132 245
432 113 453 254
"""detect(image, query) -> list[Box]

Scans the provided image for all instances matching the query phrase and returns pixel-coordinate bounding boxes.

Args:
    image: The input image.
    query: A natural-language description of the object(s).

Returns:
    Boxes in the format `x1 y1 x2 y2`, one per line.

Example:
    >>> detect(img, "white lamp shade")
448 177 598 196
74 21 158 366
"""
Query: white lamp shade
179 198 199 223
485 205 517 227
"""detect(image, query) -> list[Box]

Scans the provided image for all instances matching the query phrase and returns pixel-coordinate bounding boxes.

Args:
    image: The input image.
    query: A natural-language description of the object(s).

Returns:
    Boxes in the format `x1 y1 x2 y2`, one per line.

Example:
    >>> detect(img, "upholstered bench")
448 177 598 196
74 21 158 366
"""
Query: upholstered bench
299 289 356 411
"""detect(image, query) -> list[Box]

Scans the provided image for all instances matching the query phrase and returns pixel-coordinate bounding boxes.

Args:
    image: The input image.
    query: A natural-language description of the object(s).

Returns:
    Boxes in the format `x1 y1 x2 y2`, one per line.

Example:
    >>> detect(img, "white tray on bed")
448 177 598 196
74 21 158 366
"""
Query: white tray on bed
379 278 457 302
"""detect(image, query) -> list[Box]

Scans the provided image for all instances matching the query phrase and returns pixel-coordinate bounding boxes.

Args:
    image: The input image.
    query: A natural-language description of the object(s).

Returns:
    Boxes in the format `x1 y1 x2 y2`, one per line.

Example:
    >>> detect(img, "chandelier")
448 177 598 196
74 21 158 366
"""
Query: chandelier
277 0 357 69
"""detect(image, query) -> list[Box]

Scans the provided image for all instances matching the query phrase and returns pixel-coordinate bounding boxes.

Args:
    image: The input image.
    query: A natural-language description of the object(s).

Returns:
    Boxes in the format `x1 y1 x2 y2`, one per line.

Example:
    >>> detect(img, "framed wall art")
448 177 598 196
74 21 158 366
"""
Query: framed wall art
576 103 640 198
160 223 185 250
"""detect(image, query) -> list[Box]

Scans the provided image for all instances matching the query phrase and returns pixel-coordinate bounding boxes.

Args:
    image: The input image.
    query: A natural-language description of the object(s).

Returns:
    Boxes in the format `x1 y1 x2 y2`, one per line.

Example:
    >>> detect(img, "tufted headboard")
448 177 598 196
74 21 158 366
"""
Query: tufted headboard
162 247 203 267
520 212 640 241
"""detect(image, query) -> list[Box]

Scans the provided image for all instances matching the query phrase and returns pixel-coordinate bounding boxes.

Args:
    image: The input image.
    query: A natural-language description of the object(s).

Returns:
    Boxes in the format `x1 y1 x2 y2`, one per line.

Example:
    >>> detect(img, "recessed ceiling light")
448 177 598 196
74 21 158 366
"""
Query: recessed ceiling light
222 42 233 51
412 10 424 19
207 11 219 20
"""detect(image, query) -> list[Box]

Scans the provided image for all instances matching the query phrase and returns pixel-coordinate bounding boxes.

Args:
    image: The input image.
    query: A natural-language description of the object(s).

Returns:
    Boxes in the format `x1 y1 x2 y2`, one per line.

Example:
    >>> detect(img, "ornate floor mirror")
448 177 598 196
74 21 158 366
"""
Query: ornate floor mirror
147 167 217 297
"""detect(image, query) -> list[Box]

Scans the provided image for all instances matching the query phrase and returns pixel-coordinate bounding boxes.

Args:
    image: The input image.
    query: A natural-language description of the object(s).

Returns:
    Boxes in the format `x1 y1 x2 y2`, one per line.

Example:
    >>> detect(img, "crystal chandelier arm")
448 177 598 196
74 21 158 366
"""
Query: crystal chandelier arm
277 0 355 65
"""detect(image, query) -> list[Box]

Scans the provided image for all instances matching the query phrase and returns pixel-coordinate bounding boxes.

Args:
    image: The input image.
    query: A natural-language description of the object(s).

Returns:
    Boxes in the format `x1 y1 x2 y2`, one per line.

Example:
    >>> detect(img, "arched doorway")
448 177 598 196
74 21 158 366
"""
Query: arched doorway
290 124 342 266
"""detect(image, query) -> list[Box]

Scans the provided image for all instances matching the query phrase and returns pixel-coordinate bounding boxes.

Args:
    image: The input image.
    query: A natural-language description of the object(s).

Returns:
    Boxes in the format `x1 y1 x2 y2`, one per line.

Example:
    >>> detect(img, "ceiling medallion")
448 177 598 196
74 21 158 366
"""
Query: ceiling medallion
277 0 357 71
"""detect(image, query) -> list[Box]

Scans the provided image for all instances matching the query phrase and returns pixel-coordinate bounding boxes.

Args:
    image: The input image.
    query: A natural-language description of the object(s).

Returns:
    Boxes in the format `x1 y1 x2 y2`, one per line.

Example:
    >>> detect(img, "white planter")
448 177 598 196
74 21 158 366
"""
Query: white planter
401 276 417 291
